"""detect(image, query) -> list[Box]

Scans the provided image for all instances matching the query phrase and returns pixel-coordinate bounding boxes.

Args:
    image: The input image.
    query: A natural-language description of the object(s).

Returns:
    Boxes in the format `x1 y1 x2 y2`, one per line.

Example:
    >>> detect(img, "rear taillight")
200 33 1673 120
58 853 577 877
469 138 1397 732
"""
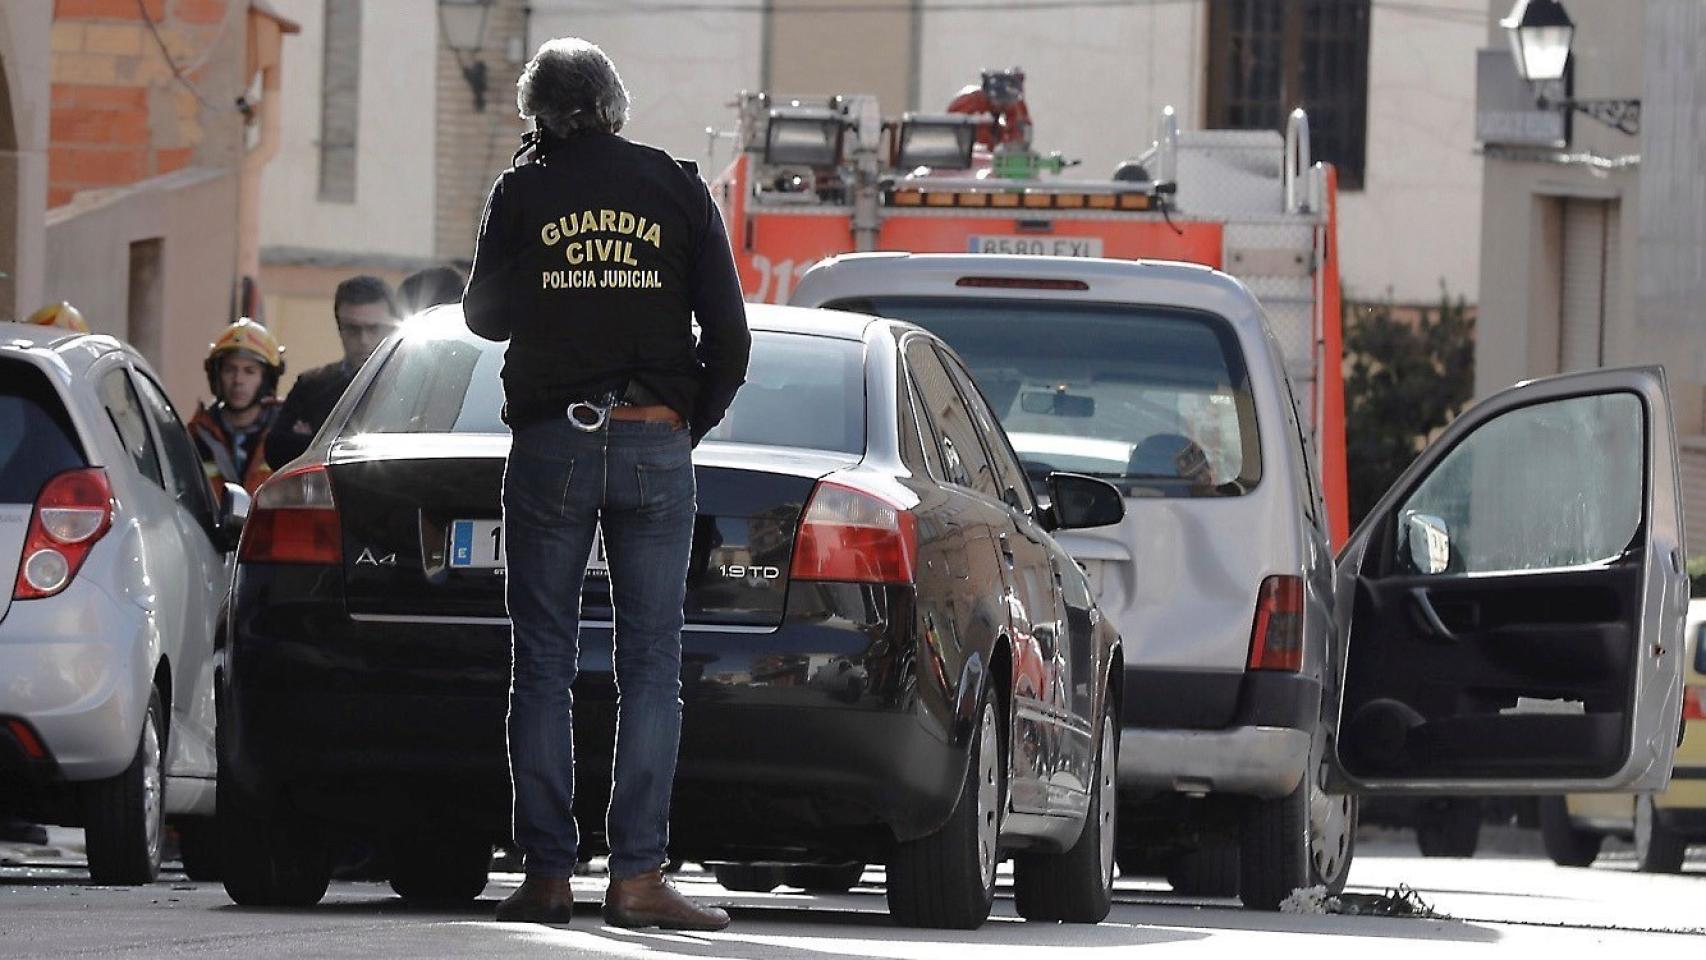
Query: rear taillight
238 464 342 565
790 480 918 584
1247 575 1304 672
5 719 47 760
1685 686 1705 722
13 468 113 601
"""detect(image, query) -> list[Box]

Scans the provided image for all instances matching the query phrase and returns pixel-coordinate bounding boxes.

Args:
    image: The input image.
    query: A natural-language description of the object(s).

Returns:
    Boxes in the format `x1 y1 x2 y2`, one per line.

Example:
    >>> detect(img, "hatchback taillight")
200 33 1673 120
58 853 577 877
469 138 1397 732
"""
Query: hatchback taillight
1685 686 1705 722
13 468 113 601
790 480 918 585
1247 575 1304 672
238 464 342 565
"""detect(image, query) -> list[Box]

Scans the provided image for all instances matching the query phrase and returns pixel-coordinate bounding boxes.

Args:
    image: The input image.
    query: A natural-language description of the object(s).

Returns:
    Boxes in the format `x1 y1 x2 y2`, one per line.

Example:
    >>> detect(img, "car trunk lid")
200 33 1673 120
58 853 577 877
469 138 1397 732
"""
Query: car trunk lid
331 435 856 626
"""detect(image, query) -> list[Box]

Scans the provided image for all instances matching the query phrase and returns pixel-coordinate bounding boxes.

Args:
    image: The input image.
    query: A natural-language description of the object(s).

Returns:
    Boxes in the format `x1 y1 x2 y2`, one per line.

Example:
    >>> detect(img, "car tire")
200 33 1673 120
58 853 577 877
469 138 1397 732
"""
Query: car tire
217 773 332 906
1013 697 1118 922
713 863 785 892
176 817 222 882
1538 796 1602 867
1634 795 1687 874
387 834 493 904
1239 742 1357 911
84 689 166 886
887 689 1005 929
1414 798 1480 858
781 863 865 893
1164 841 1239 897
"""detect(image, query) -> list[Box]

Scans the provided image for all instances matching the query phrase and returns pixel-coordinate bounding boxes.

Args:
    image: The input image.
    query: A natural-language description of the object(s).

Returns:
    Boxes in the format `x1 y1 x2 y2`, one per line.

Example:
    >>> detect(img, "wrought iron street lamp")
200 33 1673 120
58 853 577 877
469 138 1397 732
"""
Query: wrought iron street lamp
440 0 493 112
1501 0 1640 135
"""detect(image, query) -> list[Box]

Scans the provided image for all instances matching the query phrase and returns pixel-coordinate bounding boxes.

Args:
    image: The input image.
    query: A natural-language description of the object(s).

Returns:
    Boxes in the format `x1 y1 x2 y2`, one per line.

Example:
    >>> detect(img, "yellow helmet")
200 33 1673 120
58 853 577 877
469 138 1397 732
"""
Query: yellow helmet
25 301 89 333
205 318 286 399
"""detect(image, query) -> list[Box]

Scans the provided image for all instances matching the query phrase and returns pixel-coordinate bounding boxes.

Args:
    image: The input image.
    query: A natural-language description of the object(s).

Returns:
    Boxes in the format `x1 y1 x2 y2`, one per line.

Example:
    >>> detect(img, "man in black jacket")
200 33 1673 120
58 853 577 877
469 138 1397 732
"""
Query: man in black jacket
464 38 749 930
264 275 400 469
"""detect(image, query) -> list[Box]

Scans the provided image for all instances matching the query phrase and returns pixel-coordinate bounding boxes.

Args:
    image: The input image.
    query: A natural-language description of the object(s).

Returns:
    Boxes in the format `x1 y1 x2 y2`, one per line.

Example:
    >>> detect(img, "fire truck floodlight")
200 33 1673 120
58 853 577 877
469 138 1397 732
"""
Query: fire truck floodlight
895 113 980 171
764 107 846 168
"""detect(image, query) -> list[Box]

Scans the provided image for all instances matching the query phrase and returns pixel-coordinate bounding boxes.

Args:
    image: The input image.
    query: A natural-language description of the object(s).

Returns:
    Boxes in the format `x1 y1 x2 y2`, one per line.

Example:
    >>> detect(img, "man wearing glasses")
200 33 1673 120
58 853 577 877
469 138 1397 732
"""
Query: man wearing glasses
265 274 401 469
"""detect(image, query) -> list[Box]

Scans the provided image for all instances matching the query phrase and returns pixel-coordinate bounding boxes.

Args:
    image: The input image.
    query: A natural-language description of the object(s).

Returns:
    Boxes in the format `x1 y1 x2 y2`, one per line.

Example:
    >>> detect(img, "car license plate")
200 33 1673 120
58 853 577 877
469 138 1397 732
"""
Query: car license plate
449 519 607 576
967 235 1104 258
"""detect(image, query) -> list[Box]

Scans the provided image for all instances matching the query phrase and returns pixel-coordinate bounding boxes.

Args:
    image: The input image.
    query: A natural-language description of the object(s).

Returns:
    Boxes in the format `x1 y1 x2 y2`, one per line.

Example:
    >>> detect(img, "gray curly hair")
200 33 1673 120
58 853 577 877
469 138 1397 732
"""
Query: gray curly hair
516 38 629 137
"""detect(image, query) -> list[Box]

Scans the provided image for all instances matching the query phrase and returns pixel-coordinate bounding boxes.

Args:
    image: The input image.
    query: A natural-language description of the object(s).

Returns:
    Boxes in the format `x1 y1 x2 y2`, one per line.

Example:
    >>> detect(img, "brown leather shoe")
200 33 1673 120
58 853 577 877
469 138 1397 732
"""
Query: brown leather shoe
602 869 731 931
495 875 575 924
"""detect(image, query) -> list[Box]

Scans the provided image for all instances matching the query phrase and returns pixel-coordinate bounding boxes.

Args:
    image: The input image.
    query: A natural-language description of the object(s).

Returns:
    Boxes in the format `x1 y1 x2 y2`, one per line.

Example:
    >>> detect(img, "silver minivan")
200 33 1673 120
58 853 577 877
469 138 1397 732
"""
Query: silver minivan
794 252 1689 908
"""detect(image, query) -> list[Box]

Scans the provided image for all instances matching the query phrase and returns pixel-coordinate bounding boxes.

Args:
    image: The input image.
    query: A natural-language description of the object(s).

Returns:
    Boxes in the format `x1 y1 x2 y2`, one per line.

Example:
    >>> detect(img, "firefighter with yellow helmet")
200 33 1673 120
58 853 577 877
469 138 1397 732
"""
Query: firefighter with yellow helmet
189 319 286 498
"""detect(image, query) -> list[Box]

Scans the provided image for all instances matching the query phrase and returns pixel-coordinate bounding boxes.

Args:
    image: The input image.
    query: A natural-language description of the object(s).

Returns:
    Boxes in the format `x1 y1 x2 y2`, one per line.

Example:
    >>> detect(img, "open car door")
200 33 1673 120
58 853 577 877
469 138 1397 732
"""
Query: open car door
1332 366 1687 795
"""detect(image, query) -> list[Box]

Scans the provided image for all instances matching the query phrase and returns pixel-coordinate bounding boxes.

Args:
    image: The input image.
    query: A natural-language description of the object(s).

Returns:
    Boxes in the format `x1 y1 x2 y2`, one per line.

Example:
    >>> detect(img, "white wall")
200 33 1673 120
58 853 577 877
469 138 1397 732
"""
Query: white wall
527 2 764 165
918 1 1206 181
259 0 438 259
1337 0 1484 303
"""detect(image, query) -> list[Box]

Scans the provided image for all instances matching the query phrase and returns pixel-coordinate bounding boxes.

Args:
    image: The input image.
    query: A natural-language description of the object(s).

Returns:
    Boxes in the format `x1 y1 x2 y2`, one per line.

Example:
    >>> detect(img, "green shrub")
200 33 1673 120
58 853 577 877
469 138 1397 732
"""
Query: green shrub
1688 556 1706 598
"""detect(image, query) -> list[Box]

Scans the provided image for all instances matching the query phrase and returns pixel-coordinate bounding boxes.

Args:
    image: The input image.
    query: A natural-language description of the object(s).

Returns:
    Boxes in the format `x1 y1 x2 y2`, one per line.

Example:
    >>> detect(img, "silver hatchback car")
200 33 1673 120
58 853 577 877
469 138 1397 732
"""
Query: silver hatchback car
0 322 246 883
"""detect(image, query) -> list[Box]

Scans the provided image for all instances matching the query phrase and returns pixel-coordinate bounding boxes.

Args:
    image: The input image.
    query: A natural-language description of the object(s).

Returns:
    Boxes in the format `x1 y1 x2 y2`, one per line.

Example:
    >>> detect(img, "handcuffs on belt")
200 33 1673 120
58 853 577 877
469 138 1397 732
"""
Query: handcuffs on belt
567 391 622 433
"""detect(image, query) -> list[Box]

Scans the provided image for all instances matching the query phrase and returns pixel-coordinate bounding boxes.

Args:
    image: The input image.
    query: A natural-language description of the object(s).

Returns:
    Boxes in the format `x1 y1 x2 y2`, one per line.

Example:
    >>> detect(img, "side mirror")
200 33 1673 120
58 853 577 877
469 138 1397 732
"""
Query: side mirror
1045 472 1125 531
218 483 251 552
1402 510 1450 575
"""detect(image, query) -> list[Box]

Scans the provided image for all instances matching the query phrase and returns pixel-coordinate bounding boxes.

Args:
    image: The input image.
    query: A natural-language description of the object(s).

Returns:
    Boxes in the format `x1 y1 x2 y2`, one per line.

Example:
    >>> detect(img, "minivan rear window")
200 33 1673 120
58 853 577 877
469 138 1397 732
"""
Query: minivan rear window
0 360 86 503
830 297 1260 497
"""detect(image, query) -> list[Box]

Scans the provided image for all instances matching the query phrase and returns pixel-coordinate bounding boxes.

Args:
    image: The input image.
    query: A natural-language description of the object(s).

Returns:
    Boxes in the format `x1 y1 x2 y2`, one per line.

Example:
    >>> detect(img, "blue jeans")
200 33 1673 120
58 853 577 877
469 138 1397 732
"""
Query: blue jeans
502 416 696 879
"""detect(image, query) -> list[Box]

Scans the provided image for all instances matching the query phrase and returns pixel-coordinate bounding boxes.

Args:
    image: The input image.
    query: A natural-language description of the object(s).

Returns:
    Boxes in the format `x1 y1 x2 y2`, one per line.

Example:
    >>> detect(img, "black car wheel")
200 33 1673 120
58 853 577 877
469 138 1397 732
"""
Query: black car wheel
387 833 493 904
1164 841 1239 897
1013 694 1118 922
84 689 167 886
175 817 222 882
1239 738 1355 911
887 689 1005 929
1538 796 1603 867
218 773 332 906
1415 798 1480 858
781 863 865 893
1635 795 1687 874
713 863 785 892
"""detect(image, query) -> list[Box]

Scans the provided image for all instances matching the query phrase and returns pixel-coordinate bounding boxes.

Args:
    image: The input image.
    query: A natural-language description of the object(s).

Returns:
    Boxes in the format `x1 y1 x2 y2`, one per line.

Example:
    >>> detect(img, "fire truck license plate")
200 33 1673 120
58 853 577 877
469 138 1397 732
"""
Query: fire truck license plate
968 236 1104 258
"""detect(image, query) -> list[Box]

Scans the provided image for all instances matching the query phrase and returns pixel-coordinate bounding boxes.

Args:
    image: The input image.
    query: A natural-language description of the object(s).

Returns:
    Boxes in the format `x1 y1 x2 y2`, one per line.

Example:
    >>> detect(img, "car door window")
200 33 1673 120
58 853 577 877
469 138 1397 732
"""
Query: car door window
1394 392 1642 575
905 339 1001 499
897 357 942 480
97 367 163 488
939 346 1038 514
133 372 217 532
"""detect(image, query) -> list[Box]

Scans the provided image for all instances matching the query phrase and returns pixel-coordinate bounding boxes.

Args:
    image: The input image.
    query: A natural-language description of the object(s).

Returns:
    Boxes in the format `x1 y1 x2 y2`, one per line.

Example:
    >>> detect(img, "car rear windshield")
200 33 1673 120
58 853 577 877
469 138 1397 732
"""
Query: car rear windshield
342 318 867 454
830 296 1260 497
0 360 86 504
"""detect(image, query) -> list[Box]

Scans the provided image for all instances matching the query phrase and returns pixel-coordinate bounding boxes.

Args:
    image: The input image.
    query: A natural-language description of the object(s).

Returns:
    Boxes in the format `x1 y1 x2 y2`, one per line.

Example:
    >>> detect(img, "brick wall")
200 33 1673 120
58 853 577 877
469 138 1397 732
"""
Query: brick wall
433 0 529 261
48 0 240 208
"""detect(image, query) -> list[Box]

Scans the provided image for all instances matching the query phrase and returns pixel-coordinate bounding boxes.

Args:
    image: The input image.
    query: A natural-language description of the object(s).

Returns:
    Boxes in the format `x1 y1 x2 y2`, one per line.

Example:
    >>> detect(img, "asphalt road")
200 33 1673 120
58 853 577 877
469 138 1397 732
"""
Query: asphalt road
3 830 1701 957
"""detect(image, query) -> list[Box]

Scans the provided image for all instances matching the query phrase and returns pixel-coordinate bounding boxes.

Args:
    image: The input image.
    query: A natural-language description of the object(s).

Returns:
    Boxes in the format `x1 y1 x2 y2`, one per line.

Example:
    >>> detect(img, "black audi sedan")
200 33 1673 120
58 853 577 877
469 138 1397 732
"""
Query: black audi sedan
218 303 1125 929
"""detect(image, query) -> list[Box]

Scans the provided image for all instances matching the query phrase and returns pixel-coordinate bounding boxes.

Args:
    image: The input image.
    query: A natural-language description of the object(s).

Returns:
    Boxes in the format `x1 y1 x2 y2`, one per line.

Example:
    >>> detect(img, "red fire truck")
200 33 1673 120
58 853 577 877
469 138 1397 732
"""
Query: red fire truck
711 71 1350 543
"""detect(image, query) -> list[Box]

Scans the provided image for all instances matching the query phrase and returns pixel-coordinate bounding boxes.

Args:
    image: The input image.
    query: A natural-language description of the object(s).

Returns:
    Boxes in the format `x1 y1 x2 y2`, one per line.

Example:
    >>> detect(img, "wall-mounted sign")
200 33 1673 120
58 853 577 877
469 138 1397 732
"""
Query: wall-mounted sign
1476 48 1570 148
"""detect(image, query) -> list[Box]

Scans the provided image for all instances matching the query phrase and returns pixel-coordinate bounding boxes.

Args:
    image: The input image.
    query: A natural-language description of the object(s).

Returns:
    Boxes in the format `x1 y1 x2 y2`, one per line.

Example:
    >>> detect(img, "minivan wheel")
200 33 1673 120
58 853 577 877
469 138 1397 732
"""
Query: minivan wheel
1634 795 1687 874
1165 841 1239 897
1239 749 1355 911
1538 796 1602 867
887 691 1004 929
1415 798 1479 858
84 690 166 885
387 834 493 904
1013 696 1118 922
